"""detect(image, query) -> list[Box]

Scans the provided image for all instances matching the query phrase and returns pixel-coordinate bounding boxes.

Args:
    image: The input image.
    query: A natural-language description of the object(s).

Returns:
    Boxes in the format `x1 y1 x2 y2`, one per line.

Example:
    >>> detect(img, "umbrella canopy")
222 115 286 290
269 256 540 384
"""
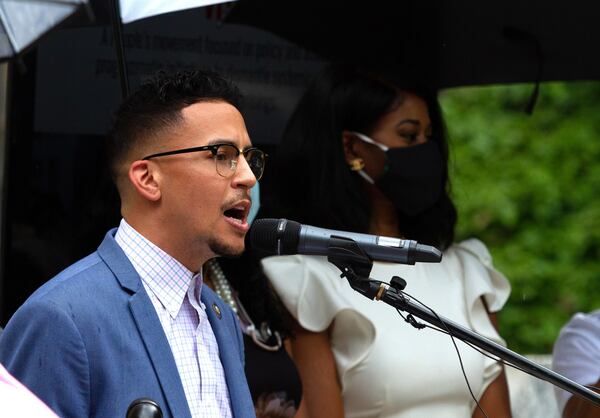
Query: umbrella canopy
118 0 234 24
0 0 89 61
226 0 600 89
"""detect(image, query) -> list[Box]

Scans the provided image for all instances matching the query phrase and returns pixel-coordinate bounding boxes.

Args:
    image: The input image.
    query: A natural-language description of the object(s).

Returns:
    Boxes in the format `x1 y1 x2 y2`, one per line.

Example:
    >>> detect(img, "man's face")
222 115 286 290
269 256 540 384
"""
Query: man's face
149 101 257 264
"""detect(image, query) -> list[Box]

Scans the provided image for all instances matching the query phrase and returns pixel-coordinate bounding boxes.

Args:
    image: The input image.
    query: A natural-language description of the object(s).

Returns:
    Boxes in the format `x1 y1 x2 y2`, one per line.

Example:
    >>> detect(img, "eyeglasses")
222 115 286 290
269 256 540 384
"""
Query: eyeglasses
142 143 266 180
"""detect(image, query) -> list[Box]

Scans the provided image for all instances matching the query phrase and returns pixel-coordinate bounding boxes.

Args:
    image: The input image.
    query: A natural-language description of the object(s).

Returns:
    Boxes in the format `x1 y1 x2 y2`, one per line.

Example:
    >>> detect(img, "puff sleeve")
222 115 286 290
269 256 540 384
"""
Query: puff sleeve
261 255 376 377
453 238 512 397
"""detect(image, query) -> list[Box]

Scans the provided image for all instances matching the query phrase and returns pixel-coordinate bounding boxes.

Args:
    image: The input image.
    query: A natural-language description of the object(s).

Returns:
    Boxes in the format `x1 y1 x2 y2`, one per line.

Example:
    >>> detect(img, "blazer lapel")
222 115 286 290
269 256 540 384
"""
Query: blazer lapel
202 290 255 418
98 230 192 418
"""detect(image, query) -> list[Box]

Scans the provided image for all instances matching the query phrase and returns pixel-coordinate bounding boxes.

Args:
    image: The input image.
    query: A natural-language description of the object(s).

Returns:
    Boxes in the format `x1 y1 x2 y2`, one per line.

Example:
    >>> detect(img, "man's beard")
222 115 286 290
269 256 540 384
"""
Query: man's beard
208 235 244 258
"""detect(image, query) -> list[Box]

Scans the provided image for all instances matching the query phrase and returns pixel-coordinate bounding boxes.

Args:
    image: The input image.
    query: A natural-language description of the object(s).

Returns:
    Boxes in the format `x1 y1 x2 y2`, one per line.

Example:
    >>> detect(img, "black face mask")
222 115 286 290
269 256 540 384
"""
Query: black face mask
352 133 444 217
376 141 444 216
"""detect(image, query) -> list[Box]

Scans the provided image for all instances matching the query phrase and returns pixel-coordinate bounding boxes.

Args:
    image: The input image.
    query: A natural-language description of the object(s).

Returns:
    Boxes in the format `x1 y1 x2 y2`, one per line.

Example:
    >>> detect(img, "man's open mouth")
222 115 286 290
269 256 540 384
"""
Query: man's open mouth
223 202 250 225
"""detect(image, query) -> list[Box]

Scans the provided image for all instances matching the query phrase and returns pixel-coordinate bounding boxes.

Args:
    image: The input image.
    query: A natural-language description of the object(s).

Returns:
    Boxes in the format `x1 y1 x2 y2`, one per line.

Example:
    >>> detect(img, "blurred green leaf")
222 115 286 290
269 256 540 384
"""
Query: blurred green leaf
441 81 600 353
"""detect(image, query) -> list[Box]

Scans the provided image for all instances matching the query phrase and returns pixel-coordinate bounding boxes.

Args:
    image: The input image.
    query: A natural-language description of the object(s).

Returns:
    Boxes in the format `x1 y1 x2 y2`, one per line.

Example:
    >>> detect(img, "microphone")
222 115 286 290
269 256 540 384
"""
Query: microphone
126 398 163 418
247 218 442 264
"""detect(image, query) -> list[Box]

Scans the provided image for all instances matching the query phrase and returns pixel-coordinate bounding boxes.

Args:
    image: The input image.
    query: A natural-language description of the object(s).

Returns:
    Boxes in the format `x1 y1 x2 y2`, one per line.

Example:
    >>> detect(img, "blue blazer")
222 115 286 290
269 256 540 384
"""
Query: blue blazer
0 230 255 418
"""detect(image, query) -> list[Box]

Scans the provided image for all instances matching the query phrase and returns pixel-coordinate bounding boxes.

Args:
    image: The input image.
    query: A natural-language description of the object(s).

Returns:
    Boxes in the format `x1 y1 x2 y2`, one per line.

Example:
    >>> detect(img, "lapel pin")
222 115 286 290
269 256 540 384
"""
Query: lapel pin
212 303 222 319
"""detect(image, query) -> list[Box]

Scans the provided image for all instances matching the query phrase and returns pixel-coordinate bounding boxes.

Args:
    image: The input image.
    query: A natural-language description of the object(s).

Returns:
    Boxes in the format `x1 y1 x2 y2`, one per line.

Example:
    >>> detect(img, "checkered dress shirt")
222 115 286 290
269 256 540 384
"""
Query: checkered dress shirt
115 219 232 418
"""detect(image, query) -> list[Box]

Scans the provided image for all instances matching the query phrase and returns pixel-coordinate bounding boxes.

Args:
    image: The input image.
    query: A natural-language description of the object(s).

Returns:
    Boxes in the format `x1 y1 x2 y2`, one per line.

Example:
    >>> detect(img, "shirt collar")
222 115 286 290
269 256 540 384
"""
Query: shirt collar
114 218 203 319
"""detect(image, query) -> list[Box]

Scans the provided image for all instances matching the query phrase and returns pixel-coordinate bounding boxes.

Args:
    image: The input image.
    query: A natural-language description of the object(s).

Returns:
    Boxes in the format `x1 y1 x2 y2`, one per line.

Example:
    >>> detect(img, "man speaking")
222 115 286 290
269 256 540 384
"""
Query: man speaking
0 70 263 418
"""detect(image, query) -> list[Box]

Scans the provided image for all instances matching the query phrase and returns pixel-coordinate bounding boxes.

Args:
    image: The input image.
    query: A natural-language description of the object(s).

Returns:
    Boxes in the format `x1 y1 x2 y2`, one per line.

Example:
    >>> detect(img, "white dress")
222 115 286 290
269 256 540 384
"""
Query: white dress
262 238 511 418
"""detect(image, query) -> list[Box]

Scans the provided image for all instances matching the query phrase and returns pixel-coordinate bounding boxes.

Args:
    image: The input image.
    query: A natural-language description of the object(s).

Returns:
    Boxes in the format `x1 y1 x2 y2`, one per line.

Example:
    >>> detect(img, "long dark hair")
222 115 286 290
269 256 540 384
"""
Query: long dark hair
263 64 457 249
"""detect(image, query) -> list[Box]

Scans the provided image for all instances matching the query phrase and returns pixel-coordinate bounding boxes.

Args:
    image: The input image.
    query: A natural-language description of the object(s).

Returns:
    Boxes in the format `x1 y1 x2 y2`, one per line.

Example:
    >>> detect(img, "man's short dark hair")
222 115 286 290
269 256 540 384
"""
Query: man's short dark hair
107 69 242 183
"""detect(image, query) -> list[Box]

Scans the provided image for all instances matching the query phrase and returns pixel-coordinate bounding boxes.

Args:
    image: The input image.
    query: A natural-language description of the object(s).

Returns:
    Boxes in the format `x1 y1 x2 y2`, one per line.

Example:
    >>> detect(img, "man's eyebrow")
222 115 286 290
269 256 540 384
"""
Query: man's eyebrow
207 138 254 151
206 138 236 146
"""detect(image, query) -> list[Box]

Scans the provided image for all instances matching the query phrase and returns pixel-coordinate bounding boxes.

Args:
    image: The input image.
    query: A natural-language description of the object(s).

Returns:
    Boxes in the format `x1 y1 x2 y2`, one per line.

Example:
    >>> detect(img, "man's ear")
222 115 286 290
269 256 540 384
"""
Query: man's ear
128 160 161 202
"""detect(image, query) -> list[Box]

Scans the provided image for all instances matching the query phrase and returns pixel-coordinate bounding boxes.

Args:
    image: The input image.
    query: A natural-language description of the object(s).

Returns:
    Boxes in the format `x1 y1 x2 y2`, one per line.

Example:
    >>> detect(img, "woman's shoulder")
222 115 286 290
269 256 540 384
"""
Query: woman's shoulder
261 254 375 337
261 254 352 307
557 310 600 342
261 253 336 268
447 238 493 264
444 238 511 313
261 254 343 285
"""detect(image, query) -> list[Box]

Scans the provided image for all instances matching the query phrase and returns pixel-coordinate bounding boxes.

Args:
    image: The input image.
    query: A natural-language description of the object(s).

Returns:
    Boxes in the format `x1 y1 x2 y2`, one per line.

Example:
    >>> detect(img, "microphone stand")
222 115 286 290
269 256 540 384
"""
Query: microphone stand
326 236 600 407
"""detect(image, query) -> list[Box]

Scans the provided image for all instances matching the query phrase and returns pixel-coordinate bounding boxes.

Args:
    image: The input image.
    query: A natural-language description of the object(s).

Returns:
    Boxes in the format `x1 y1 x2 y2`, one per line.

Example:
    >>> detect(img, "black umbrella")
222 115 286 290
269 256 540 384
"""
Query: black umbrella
226 0 600 89
0 0 91 61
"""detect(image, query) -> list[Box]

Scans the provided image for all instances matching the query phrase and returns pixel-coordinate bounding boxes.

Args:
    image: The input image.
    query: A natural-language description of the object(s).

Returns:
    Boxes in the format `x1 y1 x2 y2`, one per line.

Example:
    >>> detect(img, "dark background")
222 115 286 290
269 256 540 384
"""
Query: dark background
2 49 119 322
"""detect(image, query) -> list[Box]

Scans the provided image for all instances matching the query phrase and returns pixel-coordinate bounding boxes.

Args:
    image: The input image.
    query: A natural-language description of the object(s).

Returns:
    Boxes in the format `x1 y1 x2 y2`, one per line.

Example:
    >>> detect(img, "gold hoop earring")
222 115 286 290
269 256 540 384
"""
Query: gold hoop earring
348 158 365 171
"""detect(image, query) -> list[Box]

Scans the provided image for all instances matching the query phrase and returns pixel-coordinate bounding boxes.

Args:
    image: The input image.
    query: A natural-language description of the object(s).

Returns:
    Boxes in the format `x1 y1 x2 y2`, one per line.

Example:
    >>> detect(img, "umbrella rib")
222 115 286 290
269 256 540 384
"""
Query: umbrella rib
0 5 18 56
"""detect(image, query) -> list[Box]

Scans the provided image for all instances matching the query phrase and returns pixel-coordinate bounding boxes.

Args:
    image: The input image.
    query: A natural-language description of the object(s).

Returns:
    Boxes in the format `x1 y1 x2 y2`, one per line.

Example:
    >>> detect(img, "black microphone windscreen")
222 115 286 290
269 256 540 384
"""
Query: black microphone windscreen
247 218 301 255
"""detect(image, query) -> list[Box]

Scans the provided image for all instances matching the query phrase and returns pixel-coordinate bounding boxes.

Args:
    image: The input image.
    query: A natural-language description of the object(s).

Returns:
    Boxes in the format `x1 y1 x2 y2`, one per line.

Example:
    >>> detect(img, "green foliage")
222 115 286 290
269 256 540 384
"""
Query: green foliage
440 82 600 353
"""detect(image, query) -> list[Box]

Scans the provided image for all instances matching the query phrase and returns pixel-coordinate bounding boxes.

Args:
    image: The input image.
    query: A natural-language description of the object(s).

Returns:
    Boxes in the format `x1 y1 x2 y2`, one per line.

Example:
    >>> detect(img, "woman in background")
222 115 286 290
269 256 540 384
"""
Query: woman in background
259 64 513 418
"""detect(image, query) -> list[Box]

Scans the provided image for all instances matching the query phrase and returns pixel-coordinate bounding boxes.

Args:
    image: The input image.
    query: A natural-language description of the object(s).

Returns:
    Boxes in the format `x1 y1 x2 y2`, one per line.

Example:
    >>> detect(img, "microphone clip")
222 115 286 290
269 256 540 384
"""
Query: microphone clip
327 235 380 299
